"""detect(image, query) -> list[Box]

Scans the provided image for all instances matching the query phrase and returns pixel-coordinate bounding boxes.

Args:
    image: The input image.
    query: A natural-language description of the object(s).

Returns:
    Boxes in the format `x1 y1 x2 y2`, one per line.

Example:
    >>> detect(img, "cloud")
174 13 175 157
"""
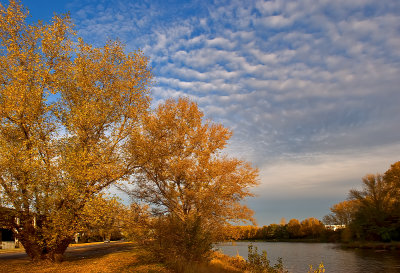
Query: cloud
206 37 237 50
258 143 400 196
248 143 400 225
69 0 400 223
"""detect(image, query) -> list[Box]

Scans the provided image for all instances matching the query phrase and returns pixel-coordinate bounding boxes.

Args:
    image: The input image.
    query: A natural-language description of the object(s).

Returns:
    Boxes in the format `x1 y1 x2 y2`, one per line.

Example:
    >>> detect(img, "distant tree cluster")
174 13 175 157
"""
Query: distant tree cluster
228 217 327 241
323 161 400 242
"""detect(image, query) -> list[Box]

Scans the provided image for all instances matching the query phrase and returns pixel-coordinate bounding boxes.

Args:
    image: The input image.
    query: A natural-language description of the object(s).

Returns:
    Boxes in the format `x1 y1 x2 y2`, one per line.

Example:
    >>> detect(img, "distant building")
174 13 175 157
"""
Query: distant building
325 224 346 231
0 228 17 249
0 206 18 249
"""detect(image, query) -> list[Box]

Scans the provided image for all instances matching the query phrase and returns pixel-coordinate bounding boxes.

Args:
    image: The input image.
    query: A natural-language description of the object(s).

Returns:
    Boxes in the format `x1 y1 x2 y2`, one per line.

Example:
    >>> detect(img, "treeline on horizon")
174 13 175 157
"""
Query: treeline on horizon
60 163 400 245
227 218 333 242
230 161 400 244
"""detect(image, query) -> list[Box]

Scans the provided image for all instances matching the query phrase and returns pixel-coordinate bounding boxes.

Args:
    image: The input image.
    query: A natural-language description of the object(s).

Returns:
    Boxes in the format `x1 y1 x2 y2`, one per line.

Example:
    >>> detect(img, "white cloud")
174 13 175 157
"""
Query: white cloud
69 0 400 223
255 0 283 15
206 37 237 50
256 14 295 28
258 143 400 199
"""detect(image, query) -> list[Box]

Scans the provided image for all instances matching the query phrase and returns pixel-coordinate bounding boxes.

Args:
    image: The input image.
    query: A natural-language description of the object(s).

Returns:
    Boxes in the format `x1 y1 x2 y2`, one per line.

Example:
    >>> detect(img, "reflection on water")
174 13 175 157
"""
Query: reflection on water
215 241 400 273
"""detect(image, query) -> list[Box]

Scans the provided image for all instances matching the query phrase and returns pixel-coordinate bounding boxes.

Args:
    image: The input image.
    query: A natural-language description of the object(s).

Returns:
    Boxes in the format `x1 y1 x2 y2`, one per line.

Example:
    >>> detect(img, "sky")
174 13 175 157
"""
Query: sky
9 0 400 225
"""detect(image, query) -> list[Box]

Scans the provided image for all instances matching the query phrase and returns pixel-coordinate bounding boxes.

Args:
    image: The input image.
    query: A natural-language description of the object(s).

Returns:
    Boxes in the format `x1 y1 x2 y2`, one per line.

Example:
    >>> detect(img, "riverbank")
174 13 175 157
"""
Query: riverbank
234 238 330 243
233 239 400 250
341 241 400 250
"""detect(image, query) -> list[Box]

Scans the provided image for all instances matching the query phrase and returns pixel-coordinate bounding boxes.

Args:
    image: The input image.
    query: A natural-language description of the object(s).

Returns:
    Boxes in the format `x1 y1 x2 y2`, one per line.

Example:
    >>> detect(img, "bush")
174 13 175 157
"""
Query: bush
247 244 288 273
151 215 214 263
308 263 325 273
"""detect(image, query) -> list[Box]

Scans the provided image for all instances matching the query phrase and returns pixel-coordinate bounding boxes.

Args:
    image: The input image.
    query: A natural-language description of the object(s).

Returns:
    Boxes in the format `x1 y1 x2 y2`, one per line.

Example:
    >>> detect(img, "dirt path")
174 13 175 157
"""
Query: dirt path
0 241 134 260
0 242 170 273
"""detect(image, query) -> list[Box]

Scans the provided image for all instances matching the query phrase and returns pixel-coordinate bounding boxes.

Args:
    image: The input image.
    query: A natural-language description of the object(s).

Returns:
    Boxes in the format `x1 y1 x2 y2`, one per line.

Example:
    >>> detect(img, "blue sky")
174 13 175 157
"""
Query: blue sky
11 0 400 225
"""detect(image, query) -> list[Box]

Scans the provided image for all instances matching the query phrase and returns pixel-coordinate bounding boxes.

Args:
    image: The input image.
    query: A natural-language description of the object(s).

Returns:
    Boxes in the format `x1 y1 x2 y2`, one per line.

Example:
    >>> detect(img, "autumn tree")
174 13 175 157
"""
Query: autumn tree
81 195 125 242
383 161 400 201
300 218 325 239
383 161 400 231
286 219 302 239
0 1 151 261
349 169 400 241
384 161 400 183
323 200 358 226
126 98 259 262
120 202 153 244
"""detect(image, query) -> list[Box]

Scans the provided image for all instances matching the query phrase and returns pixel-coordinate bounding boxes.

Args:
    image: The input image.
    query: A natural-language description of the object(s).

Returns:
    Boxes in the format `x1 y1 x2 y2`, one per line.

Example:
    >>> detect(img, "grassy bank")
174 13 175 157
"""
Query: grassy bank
341 241 400 250
0 242 249 273
0 242 171 273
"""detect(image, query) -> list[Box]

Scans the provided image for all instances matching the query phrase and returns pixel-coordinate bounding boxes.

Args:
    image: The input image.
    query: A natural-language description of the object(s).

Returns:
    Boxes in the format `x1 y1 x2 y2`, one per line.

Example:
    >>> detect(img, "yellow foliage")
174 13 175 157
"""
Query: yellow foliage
0 0 152 261
121 202 154 243
127 98 259 260
323 200 358 226
81 194 125 241
308 262 325 273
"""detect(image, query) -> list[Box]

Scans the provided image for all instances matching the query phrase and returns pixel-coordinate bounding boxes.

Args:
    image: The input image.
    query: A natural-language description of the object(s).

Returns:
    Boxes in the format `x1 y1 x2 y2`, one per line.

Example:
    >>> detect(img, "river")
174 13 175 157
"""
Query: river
215 241 400 273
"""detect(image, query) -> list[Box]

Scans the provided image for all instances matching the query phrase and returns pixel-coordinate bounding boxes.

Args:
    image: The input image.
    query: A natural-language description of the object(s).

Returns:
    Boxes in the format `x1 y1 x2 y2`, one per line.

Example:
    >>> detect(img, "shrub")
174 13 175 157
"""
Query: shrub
247 244 288 273
308 263 325 273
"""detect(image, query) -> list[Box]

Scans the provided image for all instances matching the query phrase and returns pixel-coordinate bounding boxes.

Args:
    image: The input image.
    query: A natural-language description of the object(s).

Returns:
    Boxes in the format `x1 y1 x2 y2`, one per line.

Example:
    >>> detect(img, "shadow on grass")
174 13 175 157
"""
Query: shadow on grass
133 249 245 273
0 243 246 273
63 241 136 261
0 242 151 273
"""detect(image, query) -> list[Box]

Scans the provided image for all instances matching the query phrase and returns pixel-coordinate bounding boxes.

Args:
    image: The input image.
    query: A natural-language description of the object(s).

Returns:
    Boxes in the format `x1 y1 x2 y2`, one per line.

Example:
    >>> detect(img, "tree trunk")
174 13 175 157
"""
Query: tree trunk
16 223 72 262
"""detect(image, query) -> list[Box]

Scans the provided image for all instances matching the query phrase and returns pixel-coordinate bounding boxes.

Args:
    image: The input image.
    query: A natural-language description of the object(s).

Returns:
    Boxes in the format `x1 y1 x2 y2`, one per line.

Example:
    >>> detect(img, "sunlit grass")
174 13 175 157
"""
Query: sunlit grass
0 244 258 273
0 247 25 254
165 251 245 273
0 243 171 273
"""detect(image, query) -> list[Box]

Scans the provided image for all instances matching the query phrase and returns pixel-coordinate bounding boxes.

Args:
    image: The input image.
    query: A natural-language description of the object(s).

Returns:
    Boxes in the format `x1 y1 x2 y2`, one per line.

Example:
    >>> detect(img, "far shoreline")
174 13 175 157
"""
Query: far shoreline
218 239 400 250
340 241 400 250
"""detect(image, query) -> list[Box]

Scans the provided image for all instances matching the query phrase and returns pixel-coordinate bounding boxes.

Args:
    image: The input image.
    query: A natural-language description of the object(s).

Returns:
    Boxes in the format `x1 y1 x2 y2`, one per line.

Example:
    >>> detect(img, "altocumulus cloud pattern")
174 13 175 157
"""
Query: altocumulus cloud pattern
23 0 400 224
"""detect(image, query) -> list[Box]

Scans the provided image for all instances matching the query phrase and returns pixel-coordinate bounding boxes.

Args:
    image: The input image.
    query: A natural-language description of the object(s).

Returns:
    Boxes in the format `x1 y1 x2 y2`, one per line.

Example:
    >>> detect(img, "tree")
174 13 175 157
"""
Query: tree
300 218 325 239
323 200 358 226
120 202 153 244
349 170 400 241
384 161 400 186
383 161 400 229
0 1 152 261
81 195 124 242
126 98 259 261
383 161 400 201
286 219 302 239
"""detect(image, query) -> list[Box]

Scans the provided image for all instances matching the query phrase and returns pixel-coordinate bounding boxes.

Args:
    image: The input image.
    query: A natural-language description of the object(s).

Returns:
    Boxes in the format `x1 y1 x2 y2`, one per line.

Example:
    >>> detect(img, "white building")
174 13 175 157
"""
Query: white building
325 224 346 231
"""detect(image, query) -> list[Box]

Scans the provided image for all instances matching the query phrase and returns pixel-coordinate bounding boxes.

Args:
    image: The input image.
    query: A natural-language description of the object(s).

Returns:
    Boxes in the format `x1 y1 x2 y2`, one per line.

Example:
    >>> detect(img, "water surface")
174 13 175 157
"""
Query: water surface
215 241 400 273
